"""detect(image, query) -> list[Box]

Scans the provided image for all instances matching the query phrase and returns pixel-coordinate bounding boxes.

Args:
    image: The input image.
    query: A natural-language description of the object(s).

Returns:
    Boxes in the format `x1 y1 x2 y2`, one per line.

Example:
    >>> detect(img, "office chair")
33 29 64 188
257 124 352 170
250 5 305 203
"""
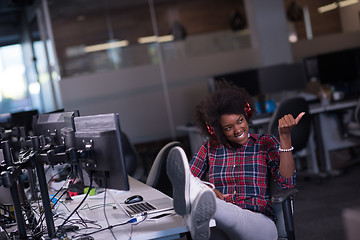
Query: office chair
346 97 360 137
267 97 313 173
121 131 138 177
270 177 299 240
146 141 184 197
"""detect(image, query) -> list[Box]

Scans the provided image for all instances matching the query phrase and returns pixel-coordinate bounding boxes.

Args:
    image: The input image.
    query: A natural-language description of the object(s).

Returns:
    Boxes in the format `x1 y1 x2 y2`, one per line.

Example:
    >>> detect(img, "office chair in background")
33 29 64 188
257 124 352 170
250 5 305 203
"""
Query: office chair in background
267 97 318 176
146 141 184 197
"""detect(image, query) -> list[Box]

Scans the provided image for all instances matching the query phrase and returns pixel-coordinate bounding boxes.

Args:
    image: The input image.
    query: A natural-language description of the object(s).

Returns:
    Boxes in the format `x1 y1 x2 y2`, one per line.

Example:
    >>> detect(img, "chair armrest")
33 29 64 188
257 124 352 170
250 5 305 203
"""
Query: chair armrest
271 188 299 204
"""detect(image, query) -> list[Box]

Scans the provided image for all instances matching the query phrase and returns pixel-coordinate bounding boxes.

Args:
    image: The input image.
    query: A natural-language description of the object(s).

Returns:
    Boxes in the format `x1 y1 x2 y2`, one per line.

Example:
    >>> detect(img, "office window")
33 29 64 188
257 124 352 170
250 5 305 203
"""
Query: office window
0 44 32 114
33 40 59 113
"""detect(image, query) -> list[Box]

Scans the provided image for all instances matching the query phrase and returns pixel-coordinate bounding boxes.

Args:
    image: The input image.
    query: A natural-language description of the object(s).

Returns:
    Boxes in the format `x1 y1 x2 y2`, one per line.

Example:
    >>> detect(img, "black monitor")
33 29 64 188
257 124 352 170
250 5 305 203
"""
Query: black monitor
257 63 307 94
73 113 129 191
11 109 39 133
210 63 307 96
32 110 80 146
304 48 360 98
211 68 261 96
317 49 360 84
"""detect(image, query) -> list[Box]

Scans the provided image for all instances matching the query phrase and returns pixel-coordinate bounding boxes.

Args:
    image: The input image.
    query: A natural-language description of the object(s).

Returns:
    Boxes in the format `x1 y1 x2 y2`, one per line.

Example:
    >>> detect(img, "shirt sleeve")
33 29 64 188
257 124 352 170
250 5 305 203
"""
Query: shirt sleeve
265 134 296 189
189 140 209 180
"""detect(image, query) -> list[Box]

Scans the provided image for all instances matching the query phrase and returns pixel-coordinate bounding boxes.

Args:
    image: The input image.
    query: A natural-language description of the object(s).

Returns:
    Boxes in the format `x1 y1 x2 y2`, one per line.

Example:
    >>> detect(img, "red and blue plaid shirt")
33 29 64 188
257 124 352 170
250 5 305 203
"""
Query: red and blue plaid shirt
189 133 296 220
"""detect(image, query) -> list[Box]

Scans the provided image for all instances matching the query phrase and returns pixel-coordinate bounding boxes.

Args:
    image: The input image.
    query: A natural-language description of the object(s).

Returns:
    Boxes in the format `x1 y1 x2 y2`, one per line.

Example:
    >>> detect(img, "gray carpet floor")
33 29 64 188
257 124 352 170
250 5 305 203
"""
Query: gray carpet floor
294 162 360 240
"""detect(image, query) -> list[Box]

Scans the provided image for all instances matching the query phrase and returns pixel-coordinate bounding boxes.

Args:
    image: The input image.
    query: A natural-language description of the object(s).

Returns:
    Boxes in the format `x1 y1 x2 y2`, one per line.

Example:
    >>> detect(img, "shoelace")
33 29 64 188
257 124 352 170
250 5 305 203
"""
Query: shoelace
193 176 215 190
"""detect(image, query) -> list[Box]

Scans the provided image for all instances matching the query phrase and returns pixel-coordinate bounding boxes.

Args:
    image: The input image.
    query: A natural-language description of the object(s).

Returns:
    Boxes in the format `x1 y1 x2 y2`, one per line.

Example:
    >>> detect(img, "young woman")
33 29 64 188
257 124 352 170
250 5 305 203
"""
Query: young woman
167 83 304 240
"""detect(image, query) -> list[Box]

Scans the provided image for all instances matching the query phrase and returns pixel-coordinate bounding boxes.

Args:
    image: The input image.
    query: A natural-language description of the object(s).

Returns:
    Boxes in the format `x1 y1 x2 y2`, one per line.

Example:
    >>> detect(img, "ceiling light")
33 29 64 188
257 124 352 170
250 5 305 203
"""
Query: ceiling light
138 35 174 44
318 2 338 13
339 0 359 7
318 0 359 13
84 40 129 53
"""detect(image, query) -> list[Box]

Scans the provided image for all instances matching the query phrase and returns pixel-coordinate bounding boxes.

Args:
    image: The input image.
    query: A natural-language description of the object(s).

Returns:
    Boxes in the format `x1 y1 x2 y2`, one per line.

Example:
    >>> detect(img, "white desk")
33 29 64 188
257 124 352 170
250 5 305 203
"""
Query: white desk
55 177 188 239
310 99 359 174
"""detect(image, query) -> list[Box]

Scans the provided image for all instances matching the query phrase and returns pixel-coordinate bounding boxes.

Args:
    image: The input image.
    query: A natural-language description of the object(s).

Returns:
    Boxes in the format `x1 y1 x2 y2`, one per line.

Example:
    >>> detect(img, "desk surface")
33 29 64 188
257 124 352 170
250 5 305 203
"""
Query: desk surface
55 177 187 239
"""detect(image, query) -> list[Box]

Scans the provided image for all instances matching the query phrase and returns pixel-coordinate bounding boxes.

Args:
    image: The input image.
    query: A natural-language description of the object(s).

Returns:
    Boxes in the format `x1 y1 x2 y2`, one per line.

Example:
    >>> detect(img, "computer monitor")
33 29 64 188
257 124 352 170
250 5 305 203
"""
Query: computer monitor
73 113 130 191
317 49 360 84
32 110 80 146
210 63 307 96
257 63 307 94
304 48 360 98
211 68 261 96
11 109 39 133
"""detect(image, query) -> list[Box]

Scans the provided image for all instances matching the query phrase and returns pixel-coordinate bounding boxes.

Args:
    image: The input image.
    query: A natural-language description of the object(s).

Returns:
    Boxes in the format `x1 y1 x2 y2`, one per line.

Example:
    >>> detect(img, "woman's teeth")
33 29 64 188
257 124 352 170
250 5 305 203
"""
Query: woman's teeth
236 132 244 138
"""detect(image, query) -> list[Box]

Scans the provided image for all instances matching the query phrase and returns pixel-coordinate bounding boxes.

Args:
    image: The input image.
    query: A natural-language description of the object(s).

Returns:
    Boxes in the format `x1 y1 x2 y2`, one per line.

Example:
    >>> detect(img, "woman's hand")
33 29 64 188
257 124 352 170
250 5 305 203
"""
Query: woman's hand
278 112 305 178
213 188 229 200
278 112 305 137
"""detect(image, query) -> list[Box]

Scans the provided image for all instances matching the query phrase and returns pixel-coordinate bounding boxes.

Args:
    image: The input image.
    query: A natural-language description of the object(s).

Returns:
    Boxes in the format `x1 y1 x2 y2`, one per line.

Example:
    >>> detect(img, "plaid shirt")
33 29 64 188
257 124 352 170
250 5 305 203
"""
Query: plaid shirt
189 133 296 220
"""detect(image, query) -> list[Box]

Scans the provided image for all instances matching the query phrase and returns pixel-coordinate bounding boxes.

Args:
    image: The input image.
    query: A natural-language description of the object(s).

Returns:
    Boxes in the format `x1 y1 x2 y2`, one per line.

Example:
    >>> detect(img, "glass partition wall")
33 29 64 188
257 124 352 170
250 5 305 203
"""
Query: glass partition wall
48 0 249 77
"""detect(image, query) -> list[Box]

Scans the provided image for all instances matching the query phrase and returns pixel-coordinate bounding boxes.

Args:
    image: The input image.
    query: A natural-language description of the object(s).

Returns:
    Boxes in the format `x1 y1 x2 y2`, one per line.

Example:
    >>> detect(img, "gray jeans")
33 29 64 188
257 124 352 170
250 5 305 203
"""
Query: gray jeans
210 198 278 240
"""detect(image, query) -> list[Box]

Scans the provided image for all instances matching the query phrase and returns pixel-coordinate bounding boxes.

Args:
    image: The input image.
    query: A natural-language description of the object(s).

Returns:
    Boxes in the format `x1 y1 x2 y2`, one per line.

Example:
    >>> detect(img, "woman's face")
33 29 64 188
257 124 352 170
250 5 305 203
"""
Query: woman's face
220 113 249 145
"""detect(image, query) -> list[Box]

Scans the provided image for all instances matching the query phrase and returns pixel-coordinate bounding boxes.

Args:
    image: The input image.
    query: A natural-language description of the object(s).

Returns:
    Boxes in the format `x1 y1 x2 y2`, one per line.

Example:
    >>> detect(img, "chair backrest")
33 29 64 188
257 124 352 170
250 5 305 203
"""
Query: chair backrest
146 141 184 197
267 97 311 151
121 131 138 177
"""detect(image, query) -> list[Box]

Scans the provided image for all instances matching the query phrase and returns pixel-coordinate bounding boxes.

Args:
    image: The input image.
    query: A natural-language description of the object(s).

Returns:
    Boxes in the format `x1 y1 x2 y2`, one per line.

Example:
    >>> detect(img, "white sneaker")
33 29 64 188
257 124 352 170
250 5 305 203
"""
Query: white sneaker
166 146 215 216
184 188 216 240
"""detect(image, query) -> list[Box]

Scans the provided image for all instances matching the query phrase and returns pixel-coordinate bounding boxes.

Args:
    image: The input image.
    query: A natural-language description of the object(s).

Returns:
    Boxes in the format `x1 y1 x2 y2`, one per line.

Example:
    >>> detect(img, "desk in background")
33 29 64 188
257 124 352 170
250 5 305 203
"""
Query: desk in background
177 99 360 176
55 177 188 239
310 99 360 174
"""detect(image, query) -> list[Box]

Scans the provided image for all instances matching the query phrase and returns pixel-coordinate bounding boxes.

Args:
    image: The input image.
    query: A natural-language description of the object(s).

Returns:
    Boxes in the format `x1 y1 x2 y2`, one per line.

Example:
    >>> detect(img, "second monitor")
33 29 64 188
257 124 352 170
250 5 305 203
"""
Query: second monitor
74 113 129 191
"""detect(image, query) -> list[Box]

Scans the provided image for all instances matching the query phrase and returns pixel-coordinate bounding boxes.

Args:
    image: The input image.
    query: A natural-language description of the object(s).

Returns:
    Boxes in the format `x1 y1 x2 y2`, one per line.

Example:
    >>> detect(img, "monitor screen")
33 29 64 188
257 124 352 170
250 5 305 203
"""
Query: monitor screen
258 63 307 94
74 113 129 191
210 63 306 96
32 111 80 146
212 68 261 96
11 109 39 133
317 49 360 84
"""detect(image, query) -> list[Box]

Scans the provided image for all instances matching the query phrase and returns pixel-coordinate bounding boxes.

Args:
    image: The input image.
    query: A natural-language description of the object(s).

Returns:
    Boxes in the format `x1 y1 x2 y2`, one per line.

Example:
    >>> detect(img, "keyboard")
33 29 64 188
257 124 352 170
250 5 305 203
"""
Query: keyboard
127 202 156 214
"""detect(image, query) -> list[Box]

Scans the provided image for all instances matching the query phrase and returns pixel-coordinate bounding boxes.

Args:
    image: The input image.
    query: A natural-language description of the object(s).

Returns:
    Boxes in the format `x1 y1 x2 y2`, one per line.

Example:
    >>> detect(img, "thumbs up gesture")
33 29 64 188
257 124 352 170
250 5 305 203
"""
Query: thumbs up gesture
278 112 305 136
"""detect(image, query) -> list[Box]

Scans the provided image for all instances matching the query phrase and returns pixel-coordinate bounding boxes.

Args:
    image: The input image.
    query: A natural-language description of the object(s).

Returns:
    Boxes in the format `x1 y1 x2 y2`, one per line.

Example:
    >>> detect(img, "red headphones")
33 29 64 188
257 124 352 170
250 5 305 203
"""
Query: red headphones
206 102 252 135
244 102 252 119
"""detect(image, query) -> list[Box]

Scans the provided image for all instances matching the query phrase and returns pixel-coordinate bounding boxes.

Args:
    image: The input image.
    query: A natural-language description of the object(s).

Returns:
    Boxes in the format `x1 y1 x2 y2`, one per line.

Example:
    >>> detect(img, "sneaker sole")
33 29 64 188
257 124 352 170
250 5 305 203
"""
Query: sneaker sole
166 147 190 216
190 190 216 240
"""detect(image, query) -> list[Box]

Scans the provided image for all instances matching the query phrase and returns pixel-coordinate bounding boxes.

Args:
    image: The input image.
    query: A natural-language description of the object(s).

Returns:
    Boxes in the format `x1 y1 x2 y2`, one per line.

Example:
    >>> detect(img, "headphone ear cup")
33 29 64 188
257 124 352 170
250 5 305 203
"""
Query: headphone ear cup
206 124 215 136
245 102 252 119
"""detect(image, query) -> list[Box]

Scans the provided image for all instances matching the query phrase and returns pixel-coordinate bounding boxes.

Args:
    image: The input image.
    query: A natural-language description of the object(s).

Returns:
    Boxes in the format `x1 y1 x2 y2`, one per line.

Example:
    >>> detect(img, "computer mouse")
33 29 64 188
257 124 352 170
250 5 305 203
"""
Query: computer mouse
124 194 143 204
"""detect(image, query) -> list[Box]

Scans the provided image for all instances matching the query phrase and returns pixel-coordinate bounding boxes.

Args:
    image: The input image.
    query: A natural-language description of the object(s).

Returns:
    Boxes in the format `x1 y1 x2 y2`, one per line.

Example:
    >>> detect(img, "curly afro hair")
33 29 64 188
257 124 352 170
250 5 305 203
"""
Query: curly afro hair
194 81 256 146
